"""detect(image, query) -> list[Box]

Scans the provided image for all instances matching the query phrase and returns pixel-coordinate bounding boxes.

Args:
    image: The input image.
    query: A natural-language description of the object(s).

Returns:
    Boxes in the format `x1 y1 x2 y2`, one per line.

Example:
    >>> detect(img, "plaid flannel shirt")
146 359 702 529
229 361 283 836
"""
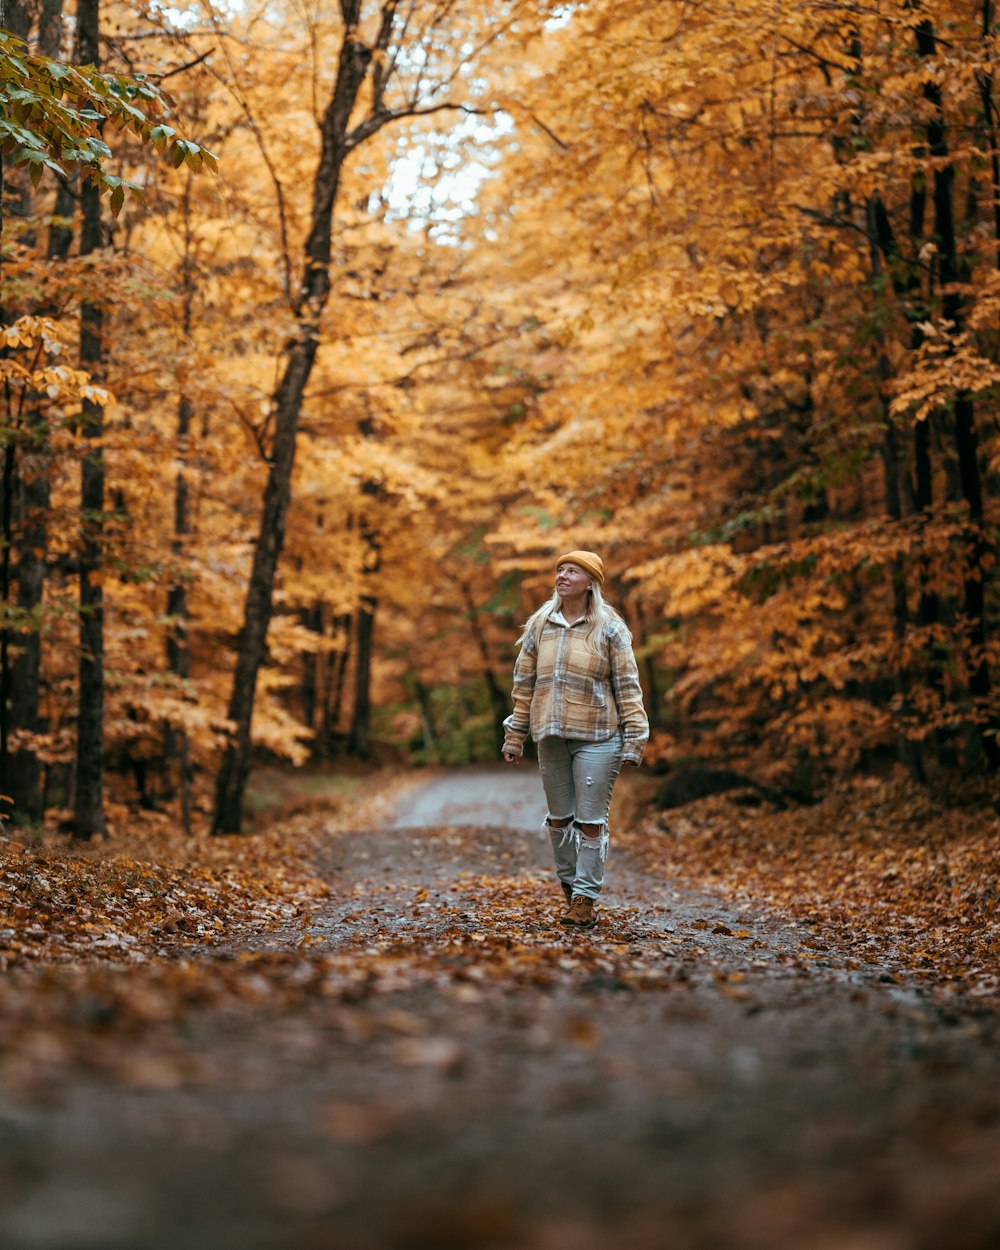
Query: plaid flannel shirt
503 611 649 765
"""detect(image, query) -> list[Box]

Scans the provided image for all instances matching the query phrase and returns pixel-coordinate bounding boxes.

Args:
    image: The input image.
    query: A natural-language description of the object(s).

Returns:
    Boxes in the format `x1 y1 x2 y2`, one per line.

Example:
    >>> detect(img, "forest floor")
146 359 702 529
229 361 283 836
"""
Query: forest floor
1 764 999 1250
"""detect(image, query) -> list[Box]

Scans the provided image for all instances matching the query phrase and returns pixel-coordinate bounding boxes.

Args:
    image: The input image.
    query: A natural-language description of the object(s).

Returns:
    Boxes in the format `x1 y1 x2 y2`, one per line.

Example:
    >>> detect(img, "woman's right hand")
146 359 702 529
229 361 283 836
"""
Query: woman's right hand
502 750 520 764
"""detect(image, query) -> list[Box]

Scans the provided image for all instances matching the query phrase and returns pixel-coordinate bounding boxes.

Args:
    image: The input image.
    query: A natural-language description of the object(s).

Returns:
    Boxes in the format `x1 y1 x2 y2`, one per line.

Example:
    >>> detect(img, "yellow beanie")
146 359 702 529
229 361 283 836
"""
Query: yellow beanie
555 550 605 585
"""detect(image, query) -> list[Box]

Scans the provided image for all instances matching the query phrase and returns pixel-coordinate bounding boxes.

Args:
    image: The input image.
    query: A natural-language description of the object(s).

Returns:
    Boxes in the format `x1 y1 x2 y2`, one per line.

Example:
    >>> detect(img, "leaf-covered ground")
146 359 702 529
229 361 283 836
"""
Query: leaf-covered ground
619 777 1000 1003
1 768 999 1250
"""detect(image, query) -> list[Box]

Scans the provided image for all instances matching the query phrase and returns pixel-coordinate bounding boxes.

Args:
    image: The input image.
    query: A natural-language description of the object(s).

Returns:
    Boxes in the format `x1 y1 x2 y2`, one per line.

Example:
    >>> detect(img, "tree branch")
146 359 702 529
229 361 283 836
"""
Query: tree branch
370 0 401 109
347 101 490 151
528 111 569 151
229 399 272 464
202 10 295 306
155 48 215 82
303 329 528 402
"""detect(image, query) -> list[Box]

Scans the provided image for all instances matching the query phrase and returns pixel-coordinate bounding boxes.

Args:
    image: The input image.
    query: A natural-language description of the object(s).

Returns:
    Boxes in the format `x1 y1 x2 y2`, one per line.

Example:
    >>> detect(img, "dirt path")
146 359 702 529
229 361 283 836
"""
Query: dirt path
2 768 999 1250
386 764 547 831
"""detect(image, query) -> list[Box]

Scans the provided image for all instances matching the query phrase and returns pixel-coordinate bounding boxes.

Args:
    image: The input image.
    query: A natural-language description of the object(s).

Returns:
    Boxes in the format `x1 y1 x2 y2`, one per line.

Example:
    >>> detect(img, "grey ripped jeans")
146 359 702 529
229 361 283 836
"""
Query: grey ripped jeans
537 730 623 900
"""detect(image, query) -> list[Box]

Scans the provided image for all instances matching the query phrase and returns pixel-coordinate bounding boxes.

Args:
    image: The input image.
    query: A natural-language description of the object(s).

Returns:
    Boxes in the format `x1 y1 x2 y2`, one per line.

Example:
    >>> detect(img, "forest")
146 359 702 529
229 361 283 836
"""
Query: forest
4 9 1000 1248
3 0 1000 837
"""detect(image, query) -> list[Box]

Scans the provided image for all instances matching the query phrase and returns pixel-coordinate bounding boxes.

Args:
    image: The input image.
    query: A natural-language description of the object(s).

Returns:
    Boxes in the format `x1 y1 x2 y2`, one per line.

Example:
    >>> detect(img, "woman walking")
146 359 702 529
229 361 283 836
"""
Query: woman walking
502 550 648 928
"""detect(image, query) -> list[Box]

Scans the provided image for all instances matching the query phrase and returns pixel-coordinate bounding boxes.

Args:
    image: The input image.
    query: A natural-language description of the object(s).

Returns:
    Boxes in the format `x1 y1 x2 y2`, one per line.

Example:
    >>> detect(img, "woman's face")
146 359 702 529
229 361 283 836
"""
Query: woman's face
555 562 592 598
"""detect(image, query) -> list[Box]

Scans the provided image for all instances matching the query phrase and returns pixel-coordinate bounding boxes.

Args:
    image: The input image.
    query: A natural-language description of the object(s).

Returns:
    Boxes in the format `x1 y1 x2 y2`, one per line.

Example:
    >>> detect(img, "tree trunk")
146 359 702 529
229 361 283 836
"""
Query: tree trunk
0 437 13 819
71 0 106 839
321 614 351 757
5 437 49 824
42 0 75 262
348 595 377 759
164 391 194 832
872 163 944 715
0 1 31 221
212 0 489 823
212 10 378 831
164 172 196 831
211 331 323 829
460 582 509 756
628 597 661 726
917 17 1000 769
0 0 32 822
301 603 323 736
414 679 438 760
0 0 68 825
1 0 30 37
39 0 64 56
866 199 924 782
975 1 1000 265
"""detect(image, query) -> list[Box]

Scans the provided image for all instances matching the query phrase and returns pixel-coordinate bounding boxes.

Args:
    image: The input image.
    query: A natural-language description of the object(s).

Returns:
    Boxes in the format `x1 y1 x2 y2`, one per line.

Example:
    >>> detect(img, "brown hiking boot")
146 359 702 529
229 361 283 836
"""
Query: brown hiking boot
560 881 573 904
560 895 596 928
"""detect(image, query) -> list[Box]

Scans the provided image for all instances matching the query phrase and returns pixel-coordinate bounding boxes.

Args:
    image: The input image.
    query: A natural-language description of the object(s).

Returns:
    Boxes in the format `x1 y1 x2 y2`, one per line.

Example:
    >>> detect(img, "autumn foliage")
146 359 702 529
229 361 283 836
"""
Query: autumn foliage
3 1 1000 837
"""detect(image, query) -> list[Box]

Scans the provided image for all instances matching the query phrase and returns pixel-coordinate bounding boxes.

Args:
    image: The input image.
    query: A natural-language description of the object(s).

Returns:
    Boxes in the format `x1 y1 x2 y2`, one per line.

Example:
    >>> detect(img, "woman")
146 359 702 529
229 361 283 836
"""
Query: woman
502 550 649 928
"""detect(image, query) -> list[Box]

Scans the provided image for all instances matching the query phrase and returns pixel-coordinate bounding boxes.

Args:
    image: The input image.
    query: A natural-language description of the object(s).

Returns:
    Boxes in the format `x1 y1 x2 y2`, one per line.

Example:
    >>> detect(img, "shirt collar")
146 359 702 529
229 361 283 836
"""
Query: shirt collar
550 609 587 628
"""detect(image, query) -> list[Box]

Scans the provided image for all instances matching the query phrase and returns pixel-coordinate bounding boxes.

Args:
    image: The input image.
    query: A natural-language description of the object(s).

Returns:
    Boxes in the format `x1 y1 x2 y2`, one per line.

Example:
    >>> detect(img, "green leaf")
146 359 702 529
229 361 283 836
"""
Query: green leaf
5 54 30 79
0 36 218 184
149 123 176 151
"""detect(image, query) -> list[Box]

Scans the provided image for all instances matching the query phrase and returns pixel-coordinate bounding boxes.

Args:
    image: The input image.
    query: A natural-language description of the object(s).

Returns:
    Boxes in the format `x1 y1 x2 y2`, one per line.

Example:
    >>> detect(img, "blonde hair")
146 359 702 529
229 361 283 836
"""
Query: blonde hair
517 582 631 658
